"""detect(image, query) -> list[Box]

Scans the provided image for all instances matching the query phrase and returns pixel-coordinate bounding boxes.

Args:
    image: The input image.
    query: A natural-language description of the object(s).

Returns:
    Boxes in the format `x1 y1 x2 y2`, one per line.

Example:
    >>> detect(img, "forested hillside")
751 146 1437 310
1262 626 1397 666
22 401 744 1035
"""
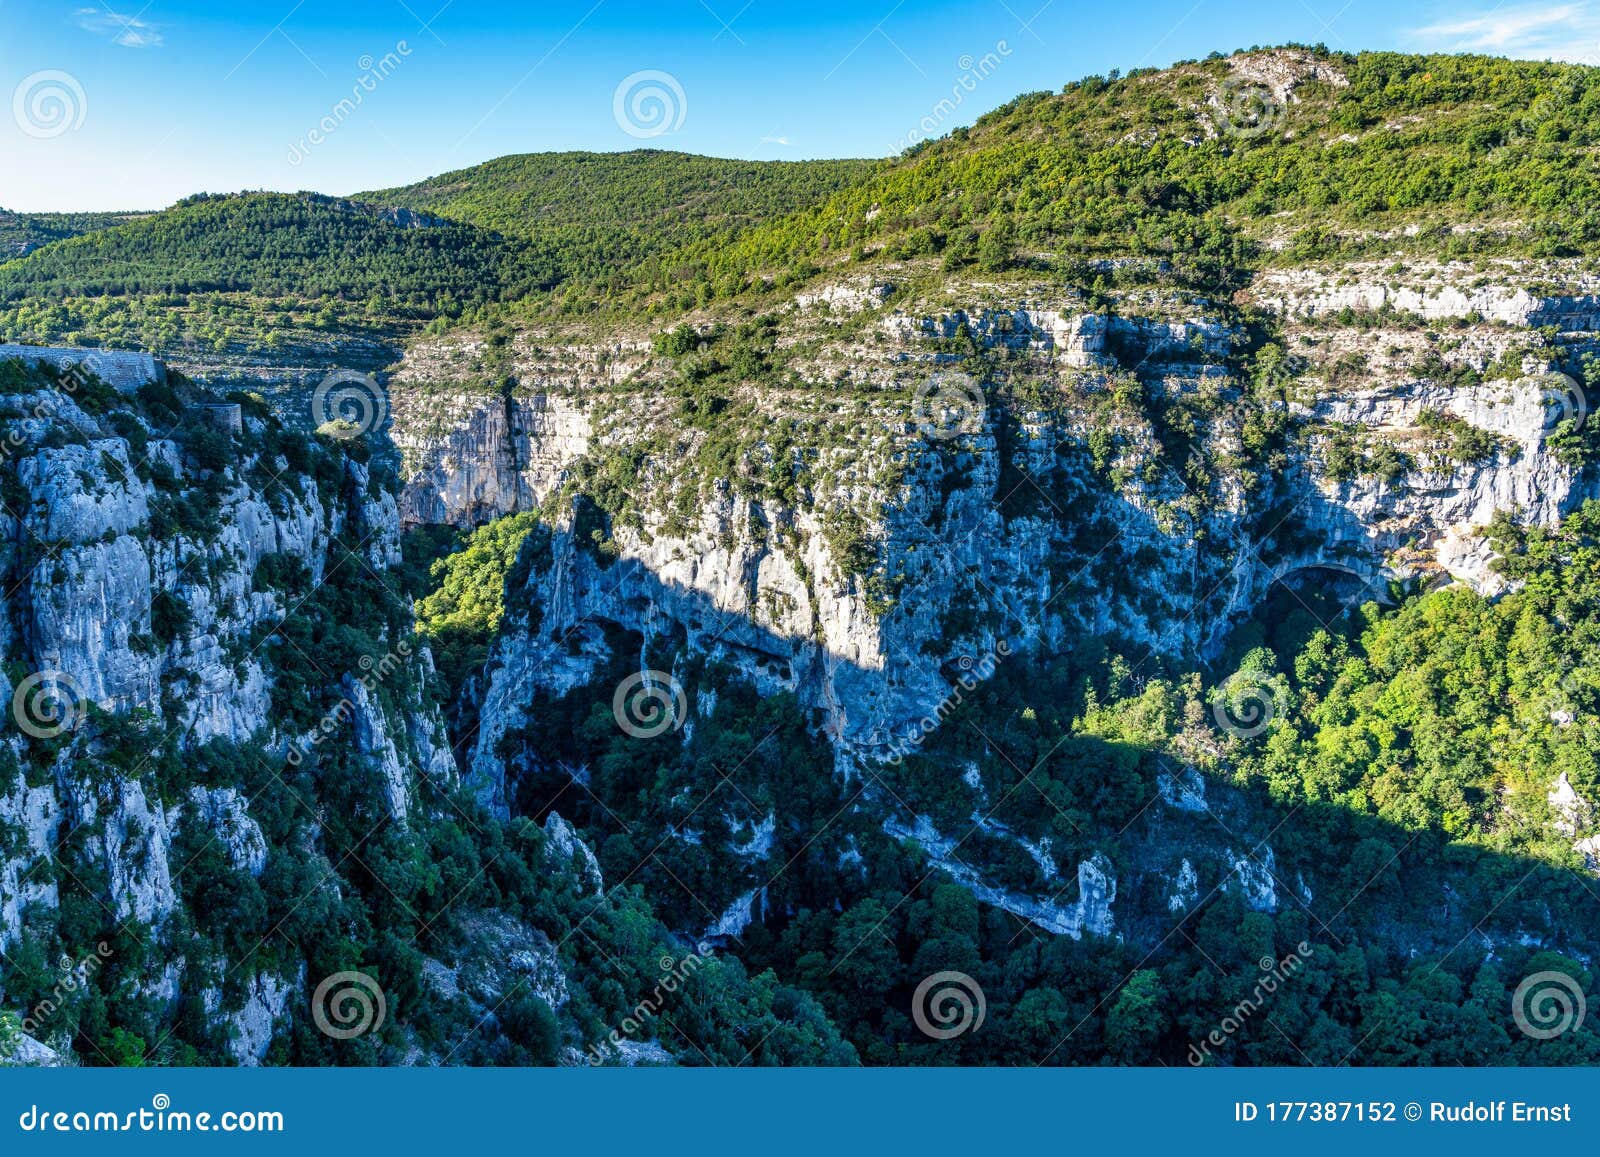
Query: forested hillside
0 153 877 363
363 150 879 285
616 49 1600 309
6 45 1600 1068
0 208 142 257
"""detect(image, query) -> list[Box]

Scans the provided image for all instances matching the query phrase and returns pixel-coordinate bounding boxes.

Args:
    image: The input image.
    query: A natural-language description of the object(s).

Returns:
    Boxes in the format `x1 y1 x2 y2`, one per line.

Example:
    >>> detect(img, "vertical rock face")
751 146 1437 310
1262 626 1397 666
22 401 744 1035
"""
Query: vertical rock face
0 359 456 1064
543 813 603 894
342 674 410 825
203 970 298 1066
64 777 179 926
391 390 593 527
387 332 643 527
391 264 1600 944
0 779 60 950
457 390 1587 826
1253 259 1600 594
3 385 339 743
388 327 636 532
184 788 269 876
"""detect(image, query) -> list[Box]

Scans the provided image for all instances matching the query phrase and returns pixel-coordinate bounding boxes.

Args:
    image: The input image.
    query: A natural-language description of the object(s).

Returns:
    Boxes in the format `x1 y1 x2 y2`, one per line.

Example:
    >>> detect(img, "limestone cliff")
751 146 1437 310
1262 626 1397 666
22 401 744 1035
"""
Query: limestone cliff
386 262 1599 944
0 355 453 1061
394 264 1598 769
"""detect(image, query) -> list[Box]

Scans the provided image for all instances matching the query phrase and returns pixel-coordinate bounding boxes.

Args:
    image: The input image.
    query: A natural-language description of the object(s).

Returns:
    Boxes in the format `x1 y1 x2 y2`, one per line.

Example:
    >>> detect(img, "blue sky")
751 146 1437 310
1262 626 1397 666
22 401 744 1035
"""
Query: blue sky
3 0 1600 210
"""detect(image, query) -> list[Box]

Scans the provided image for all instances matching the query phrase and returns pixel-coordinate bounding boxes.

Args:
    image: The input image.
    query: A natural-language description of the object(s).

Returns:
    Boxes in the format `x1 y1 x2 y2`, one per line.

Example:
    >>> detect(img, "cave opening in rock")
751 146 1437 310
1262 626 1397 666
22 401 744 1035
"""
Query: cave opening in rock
1219 564 1390 672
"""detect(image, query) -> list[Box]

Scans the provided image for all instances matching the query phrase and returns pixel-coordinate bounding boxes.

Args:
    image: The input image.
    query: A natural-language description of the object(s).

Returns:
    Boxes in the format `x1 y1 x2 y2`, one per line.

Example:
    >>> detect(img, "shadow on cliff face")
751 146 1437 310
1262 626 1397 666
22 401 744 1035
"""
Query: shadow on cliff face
452 553 1600 1063
437 497 1600 979
440 431 1413 806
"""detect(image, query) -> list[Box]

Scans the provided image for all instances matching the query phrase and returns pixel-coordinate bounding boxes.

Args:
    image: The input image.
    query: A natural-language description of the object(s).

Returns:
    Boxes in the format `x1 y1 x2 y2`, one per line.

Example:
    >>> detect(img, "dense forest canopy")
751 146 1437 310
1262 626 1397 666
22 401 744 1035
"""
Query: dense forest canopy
5 46 1600 1067
9 48 1600 347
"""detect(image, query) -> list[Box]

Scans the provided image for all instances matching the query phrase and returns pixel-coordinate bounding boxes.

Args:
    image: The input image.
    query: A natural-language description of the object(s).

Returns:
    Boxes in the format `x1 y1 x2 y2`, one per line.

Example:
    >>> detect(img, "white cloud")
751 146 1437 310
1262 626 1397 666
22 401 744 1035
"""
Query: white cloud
1409 2 1600 62
73 8 164 48
760 134 794 147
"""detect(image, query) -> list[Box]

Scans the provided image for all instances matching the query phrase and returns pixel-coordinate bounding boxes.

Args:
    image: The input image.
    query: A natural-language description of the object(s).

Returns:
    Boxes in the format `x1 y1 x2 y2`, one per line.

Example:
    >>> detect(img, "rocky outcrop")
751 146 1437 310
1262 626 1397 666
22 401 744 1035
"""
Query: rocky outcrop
4 385 332 739
392 391 591 527
885 814 1118 939
0 776 60 950
543 813 603 894
400 269 1599 918
68 777 178 926
1252 260 1600 329
204 971 297 1066
342 674 410 824
183 787 268 876
0 359 456 1066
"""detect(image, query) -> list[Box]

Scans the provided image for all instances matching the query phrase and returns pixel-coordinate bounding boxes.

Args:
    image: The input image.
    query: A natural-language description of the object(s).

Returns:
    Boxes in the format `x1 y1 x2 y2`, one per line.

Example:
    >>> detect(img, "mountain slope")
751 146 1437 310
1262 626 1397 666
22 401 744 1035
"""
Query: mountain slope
0 192 534 307
379 48 1600 1065
0 153 878 374
0 208 145 258
7 47 1600 1068
617 48 1600 307
361 150 880 281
